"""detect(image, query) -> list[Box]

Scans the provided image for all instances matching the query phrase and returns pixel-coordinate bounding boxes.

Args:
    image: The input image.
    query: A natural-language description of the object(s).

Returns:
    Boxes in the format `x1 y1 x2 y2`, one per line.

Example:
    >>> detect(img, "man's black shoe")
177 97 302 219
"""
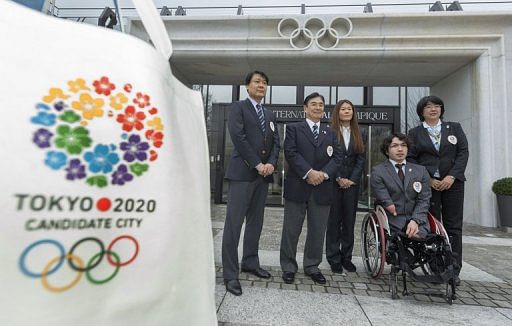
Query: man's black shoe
330 263 344 274
307 272 326 284
454 275 461 286
225 279 242 296
342 260 357 272
282 272 295 284
241 267 271 279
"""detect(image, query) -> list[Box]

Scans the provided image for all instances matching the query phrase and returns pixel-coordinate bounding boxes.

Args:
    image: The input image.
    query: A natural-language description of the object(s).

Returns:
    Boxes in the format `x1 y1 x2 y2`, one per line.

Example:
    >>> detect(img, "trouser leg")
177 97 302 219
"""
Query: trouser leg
241 177 268 270
222 181 251 281
280 199 306 273
340 185 359 261
303 194 330 275
440 180 464 273
326 187 343 265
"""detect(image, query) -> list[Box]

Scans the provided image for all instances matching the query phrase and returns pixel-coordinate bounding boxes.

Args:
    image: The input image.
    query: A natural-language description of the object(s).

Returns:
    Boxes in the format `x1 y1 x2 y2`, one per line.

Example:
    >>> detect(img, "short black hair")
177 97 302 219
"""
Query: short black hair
416 95 445 122
245 71 269 85
303 92 325 106
380 133 412 158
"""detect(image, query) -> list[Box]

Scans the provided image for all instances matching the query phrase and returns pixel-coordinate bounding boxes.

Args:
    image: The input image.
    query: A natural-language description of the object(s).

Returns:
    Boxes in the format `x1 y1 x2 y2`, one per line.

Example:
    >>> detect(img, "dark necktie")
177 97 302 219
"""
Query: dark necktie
312 124 319 142
256 104 265 133
395 163 405 184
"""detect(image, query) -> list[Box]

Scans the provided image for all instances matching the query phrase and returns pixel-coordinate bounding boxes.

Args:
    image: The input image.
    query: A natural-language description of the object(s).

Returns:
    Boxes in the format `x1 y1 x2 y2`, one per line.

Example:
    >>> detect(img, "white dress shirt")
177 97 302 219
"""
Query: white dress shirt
341 126 350 149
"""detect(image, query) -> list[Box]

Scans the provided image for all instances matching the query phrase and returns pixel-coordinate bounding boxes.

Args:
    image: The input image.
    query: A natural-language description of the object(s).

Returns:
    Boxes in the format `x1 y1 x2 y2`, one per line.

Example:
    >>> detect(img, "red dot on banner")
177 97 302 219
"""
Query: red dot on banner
96 198 112 212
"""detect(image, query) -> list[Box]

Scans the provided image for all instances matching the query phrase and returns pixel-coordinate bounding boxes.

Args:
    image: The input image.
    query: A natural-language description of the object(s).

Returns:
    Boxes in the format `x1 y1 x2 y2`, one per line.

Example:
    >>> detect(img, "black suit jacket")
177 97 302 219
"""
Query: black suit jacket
283 121 342 205
334 131 365 184
225 99 280 182
407 121 469 181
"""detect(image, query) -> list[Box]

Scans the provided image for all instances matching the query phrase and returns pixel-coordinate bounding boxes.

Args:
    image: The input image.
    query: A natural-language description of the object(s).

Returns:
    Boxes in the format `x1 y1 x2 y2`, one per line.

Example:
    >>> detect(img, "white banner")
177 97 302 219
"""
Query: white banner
0 1 216 325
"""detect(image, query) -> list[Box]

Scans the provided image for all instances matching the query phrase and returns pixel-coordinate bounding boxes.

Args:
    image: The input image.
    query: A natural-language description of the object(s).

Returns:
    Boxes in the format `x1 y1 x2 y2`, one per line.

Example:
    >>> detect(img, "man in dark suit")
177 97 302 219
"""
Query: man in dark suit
371 133 431 238
407 95 469 282
280 92 342 285
222 71 280 296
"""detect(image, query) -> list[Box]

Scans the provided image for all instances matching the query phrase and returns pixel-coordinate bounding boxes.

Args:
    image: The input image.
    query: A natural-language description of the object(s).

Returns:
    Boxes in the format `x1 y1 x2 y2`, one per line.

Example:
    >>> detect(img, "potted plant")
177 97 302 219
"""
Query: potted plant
492 177 512 228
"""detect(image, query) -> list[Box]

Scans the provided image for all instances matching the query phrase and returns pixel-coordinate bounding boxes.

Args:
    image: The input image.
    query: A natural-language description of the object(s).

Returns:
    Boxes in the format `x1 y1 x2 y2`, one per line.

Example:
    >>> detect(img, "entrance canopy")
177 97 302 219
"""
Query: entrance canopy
127 12 499 86
127 11 512 227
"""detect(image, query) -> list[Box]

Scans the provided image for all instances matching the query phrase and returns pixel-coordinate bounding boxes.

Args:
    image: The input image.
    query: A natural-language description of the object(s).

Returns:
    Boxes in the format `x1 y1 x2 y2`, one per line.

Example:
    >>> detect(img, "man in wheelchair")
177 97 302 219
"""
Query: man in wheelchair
371 133 431 239
365 133 457 303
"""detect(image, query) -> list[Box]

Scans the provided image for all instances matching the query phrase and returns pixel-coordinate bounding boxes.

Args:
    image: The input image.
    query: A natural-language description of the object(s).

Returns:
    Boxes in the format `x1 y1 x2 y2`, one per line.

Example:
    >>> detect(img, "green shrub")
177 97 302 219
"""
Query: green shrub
492 177 512 196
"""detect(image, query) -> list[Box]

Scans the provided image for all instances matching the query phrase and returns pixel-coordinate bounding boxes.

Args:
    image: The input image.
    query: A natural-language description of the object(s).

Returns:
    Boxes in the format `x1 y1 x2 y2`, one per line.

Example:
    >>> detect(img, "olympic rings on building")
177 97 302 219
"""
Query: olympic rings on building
19 235 139 292
277 16 353 50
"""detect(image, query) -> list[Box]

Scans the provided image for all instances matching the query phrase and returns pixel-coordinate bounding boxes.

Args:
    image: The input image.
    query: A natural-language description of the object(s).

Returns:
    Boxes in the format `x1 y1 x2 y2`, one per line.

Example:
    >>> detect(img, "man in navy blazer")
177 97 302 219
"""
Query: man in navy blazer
280 92 342 285
222 71 280 296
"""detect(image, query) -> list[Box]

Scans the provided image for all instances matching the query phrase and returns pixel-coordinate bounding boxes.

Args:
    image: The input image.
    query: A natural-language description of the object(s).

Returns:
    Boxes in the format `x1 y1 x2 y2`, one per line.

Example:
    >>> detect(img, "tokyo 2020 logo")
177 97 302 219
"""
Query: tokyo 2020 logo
19 235 139 292
31 77 164 187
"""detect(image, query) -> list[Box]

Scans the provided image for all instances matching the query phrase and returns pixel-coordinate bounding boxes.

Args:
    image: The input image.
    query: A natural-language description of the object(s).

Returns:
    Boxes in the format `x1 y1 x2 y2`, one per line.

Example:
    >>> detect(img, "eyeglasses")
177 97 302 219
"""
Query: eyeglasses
389 143 408 149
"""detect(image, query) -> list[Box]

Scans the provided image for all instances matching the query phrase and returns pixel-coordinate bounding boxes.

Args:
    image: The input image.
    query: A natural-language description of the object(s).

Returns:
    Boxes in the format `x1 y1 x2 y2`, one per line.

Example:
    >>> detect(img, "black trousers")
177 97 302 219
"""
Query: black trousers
222 177 268 281
430 179 464 274
326 184 359 265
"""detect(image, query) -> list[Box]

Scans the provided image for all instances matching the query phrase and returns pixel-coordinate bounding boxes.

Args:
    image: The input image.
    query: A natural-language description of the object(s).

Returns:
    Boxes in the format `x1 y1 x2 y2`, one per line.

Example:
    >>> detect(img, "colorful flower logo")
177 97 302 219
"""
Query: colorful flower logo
31 76 165 187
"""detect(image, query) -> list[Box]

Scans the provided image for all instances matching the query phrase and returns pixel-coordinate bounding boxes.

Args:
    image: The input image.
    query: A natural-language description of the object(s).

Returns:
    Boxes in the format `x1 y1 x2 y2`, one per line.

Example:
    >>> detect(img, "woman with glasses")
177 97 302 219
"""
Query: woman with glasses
407 95 469 284
326 99 365 274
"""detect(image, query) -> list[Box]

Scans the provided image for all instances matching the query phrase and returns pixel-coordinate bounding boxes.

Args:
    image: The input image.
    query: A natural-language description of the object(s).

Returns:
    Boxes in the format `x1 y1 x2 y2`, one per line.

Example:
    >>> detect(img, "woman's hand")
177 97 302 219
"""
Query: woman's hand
430 178 441 191
437 175 455 191
338 178 355 189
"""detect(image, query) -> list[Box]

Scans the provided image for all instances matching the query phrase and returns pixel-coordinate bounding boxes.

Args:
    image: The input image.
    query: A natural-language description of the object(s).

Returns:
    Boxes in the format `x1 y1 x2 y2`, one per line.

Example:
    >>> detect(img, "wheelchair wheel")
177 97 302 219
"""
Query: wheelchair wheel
361 213 386 278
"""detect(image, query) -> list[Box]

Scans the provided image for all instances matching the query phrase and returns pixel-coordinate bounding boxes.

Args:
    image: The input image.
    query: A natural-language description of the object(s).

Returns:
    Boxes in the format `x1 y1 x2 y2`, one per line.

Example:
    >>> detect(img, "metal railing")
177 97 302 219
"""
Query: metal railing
52 1 512 22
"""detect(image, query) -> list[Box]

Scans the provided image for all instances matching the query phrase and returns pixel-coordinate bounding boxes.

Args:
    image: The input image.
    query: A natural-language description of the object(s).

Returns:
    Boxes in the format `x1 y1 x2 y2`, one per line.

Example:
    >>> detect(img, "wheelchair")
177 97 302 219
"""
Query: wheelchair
360 205 458 304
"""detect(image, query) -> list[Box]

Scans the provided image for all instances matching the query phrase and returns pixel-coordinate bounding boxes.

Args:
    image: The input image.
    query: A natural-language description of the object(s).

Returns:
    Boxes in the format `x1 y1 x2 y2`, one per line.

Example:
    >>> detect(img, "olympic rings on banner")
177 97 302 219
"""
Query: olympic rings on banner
42 254 84 293
18 235 139 292
68 237 104 272
86 250 120 285
107 235 139 267
19 239 65 278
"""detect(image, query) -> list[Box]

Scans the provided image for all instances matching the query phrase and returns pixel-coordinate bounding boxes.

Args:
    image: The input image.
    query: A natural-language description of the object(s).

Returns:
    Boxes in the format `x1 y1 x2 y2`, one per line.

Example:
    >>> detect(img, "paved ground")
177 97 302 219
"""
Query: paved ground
211 204 512 325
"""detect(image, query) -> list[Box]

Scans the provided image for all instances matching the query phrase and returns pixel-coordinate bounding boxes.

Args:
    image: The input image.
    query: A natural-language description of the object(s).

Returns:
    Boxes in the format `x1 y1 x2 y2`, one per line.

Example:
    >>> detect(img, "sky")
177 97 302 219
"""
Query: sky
53 0 512 18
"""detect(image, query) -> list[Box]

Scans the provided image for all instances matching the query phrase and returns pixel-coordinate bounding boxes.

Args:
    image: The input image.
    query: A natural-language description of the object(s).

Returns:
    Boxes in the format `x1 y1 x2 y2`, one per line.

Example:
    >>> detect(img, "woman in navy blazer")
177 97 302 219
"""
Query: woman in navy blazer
407 95 469 283
326 99 365 273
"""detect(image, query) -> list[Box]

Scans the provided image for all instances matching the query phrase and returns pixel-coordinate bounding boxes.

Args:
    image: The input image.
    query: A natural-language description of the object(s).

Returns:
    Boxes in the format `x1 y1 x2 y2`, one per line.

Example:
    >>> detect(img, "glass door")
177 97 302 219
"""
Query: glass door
358 124 392 210
266 123 286 205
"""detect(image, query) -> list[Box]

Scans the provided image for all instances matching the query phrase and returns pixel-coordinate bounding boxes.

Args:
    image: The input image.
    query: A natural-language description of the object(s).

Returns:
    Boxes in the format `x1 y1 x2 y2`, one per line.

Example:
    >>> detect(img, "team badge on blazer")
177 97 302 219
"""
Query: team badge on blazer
413 181 422 193
270 121 275 132
447 135 458 144
327 145 333 157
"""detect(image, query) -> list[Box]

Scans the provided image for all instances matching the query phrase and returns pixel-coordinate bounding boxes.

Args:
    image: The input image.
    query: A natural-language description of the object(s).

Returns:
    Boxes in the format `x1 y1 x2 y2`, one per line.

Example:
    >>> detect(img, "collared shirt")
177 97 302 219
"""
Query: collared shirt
306 118 320 135
341 126 350 149
389 159 406 175
422 120 442 177
423 120 442 149
248 96 263 115
303 119 328 180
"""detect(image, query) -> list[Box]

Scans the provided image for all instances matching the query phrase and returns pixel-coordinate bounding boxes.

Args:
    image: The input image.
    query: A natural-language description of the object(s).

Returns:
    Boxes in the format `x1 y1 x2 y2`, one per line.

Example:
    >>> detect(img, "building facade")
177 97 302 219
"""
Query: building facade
123 10 512 227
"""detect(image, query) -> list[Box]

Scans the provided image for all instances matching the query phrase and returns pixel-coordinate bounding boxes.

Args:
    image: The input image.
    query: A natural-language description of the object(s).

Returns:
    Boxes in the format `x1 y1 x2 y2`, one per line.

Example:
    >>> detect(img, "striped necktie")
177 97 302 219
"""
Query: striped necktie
312 124 319 142
256 104 265 133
